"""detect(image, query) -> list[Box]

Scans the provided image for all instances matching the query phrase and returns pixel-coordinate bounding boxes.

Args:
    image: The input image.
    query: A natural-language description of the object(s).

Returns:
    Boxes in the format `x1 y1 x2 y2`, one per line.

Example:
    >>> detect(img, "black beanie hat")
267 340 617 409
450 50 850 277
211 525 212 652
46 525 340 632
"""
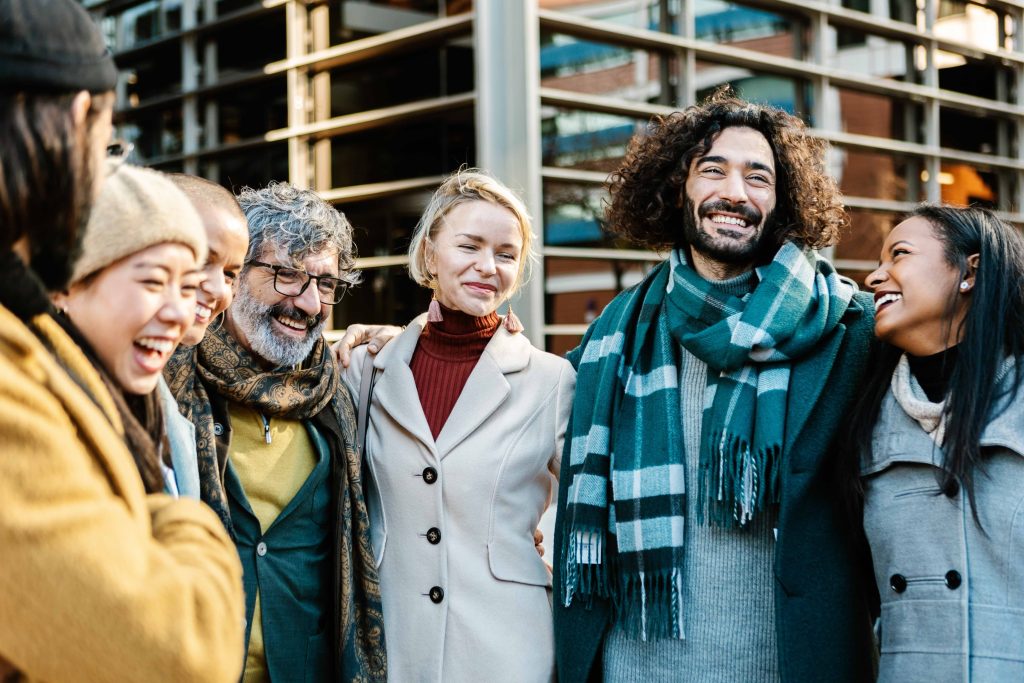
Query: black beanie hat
0 0 117 93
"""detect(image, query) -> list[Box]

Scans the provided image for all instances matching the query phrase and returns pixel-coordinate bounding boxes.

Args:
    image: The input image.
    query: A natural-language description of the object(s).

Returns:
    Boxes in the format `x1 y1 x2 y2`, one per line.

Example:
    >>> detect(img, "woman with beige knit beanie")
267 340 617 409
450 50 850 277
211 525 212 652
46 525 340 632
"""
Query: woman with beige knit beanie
54 162 208 496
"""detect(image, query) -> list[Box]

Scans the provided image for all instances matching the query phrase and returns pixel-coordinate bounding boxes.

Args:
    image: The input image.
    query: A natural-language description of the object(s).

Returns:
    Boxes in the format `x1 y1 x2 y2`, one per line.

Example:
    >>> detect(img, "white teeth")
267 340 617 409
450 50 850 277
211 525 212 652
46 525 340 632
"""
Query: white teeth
275 315 306 331
875 293 902 310
710 215 747 227
135 337 174 354
195 303 212 321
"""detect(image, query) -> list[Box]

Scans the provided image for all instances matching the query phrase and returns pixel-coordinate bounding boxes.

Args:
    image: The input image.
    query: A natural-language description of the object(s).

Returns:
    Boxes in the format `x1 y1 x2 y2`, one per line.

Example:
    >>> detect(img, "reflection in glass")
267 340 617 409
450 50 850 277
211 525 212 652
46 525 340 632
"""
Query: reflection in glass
332 265 430 329
541 109 645 172
544 182 613 247
545 256 658 355
116 107 183 160
330 110 475 187
341 191 433 259
695 1 804 60
206 11 287 79
939 163 1000 210
203 78 288 145
695 63 811 121
540 32 678 106
835 209 901 266
122 43 183 104
830 87 920 142
824 27 915 82
830 146 923 202
940 107 1013 156
331 1 472 45
330 43 473 117
199 143 288 191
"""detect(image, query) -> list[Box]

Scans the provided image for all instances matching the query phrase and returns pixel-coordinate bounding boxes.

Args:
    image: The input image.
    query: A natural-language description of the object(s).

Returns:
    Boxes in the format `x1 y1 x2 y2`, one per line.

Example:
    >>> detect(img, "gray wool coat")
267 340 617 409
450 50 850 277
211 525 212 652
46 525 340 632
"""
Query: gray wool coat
862 369 1024 682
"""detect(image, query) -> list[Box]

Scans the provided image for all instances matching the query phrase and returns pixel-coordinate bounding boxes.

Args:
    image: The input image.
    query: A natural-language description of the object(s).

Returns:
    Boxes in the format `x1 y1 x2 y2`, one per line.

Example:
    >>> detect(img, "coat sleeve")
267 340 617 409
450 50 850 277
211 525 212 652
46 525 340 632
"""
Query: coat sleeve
549 359 577 481
0 360 245 683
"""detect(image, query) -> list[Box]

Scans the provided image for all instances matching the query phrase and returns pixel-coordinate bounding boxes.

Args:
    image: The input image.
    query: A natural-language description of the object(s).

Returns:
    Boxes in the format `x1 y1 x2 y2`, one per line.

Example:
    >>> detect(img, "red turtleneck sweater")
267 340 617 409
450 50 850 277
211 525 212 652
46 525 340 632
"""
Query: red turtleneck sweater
410 304 500 439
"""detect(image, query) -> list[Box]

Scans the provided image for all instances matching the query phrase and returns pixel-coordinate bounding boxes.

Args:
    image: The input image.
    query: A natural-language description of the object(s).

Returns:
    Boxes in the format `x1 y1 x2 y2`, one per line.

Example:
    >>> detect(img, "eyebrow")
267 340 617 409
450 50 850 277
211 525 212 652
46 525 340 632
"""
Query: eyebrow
455 232 521 250
889 240 914 250
133 262 172 274
697 155 776 177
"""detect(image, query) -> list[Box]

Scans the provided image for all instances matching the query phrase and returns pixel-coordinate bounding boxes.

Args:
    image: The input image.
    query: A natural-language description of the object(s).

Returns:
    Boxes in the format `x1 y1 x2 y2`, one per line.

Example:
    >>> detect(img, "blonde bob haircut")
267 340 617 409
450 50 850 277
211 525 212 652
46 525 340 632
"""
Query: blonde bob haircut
408 169 535 295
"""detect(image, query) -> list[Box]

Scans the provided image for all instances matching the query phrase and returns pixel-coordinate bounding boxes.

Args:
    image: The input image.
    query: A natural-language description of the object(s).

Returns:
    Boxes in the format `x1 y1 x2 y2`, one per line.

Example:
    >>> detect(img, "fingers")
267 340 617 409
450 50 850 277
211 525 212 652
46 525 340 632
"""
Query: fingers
333 324 369 368
534 528 544 557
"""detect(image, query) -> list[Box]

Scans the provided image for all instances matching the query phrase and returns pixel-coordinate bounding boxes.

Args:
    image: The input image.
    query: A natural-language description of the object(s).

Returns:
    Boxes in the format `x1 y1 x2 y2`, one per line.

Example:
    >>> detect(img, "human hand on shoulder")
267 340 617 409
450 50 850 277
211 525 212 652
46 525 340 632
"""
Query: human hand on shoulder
332 324 403 368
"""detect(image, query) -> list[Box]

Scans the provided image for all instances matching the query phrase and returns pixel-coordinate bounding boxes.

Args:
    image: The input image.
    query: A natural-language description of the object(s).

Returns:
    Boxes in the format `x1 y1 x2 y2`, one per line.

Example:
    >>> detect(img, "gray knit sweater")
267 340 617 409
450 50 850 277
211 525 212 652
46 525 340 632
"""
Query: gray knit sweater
603 271 781 683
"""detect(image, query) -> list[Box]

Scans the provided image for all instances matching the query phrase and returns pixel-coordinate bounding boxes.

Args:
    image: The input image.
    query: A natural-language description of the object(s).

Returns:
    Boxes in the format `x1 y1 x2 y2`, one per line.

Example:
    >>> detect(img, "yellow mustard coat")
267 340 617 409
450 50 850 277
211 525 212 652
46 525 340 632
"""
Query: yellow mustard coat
0 305 245 683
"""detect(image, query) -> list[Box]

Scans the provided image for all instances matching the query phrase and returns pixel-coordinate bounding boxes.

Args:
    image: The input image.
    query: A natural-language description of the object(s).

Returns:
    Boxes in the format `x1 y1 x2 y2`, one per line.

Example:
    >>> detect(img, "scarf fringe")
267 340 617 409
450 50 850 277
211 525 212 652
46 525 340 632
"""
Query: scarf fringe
699 431 781 527
612 569 685 641
562 528 608 608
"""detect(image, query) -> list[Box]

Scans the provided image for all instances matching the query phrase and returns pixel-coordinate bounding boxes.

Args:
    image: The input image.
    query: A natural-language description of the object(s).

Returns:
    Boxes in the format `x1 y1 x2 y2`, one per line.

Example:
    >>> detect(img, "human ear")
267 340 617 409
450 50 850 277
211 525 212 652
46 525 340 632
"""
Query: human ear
961 253 980 292
70 91 91 128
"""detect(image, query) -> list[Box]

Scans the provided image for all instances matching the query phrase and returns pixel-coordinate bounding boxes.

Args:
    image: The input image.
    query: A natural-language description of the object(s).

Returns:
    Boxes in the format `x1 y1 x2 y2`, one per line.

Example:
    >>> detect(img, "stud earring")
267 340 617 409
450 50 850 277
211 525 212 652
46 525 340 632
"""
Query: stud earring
960 281 970 291
427 276 443 323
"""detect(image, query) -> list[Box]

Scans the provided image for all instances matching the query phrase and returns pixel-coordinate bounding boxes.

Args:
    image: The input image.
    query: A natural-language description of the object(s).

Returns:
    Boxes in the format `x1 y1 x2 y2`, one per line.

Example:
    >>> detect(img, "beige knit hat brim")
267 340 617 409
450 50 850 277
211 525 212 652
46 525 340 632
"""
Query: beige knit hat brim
71 162 208 285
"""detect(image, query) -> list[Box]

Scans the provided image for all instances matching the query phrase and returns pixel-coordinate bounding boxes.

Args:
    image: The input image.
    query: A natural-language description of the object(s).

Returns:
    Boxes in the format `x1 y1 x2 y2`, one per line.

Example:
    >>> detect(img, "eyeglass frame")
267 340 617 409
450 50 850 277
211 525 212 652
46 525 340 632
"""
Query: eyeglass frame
247 260 348 305
106 139 135 168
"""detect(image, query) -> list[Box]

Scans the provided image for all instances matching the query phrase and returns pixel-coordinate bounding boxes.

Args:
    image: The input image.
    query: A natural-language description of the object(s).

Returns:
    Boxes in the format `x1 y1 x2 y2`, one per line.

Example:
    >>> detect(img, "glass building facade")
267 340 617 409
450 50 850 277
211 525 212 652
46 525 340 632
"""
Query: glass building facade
83 0 1024 353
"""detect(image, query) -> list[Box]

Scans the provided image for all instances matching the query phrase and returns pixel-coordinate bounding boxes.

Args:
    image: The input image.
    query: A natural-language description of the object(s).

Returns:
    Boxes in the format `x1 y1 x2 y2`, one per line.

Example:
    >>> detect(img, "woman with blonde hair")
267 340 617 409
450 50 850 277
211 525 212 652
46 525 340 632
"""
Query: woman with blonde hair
343 169 574 682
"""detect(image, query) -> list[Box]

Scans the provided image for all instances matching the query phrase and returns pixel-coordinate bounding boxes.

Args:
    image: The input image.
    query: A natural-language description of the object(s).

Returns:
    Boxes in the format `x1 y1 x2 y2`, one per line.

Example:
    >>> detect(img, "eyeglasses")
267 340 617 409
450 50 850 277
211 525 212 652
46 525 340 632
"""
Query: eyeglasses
248 260 347 305
106 139 135 168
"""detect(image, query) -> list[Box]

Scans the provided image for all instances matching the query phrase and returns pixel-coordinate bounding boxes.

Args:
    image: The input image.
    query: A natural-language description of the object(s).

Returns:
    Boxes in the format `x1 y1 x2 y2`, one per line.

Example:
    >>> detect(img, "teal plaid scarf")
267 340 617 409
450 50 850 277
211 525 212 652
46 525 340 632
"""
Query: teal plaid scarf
561 242 854 639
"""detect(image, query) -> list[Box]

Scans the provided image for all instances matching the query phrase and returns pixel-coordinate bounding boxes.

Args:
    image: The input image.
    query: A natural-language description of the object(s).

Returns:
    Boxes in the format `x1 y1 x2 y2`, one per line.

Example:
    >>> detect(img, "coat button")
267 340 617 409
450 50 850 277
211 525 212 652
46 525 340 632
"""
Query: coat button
428 586 444 603
890 574 907 593
944 480 960 498
945 570 962 589
213 423 224 436
256 541 267 557
426 527 441 545
422 467 438 484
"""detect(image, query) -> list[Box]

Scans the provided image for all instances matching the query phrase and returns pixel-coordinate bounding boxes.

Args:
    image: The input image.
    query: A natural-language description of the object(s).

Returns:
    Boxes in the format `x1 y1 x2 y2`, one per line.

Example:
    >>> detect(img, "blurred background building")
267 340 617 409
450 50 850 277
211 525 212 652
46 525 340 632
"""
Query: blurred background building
82 0 1024 352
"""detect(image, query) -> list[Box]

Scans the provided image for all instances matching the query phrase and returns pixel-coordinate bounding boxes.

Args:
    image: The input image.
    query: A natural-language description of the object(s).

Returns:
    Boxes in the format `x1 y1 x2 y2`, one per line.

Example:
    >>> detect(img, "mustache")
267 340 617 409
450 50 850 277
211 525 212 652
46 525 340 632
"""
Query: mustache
269 302 322 329
698 199 763 227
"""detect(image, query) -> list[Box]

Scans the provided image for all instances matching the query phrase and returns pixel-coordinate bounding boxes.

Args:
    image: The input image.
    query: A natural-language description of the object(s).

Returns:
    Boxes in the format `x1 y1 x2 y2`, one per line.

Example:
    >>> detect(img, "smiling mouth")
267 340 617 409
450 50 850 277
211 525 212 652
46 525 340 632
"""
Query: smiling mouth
464 282 497 294
133 336 175 371
274 315 309 333
195 302 213 323
708 214 751 229
874 292 902 313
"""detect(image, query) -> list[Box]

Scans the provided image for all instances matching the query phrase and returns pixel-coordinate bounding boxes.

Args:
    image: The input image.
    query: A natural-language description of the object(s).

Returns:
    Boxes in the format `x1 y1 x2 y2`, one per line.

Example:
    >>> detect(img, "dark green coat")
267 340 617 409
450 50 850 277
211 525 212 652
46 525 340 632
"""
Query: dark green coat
552 290 878 682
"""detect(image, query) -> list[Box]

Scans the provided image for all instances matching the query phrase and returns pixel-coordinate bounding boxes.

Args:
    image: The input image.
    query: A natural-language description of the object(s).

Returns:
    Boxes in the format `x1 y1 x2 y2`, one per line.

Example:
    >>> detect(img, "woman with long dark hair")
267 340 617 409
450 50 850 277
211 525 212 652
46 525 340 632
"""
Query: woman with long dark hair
844 204 1024 680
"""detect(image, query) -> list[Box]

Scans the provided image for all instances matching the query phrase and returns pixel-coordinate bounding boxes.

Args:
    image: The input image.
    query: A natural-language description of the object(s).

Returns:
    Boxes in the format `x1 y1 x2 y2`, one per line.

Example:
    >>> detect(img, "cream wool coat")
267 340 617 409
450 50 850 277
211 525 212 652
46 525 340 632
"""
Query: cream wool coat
0 305 245 683
342 315 575 683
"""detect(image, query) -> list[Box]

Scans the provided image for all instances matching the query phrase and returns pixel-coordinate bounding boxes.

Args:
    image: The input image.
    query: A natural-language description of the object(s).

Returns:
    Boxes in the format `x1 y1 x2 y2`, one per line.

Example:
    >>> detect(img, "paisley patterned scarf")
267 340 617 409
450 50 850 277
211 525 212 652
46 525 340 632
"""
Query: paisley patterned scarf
165 323 386 681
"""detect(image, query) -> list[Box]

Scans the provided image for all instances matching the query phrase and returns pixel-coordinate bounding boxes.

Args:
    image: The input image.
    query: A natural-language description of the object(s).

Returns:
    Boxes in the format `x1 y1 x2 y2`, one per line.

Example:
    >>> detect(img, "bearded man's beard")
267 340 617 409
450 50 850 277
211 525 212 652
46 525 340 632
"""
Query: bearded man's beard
230 278 327 368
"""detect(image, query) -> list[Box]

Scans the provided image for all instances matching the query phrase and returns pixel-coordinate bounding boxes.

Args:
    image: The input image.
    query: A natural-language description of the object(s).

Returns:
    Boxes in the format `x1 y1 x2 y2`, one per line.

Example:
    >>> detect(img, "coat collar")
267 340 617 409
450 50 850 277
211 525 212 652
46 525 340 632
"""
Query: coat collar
371 313 531 457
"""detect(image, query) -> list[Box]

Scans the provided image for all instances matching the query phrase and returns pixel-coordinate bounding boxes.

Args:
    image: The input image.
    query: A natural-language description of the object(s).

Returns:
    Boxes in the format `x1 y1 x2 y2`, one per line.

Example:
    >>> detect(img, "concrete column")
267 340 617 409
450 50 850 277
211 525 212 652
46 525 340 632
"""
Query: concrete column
474 0 544 345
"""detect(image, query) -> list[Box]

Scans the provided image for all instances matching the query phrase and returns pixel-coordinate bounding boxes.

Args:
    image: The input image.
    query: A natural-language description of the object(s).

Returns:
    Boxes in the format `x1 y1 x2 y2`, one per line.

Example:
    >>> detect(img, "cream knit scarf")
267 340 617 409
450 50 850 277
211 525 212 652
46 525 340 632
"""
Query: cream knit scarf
890 354 946 443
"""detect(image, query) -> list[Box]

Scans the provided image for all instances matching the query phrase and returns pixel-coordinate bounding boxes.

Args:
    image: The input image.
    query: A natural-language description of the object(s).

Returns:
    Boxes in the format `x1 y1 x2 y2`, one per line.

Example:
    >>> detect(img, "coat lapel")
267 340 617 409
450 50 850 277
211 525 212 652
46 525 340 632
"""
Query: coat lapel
370 317 437 454
434 326 531 459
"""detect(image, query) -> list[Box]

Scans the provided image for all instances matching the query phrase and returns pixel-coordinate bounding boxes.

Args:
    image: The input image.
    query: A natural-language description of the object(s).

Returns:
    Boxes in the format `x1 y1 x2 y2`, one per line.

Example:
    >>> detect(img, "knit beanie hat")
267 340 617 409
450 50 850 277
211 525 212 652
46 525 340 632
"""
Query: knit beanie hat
0 0 118 93
71 163 208 285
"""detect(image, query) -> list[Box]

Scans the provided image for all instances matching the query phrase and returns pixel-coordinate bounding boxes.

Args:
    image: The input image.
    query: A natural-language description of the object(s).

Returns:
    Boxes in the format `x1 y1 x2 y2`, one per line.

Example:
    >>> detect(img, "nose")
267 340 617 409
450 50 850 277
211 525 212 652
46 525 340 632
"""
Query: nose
475 251 497 276
865 264 888 290
201 270 229 310
293 278 323 316
719 170 749 204
158 287 192 330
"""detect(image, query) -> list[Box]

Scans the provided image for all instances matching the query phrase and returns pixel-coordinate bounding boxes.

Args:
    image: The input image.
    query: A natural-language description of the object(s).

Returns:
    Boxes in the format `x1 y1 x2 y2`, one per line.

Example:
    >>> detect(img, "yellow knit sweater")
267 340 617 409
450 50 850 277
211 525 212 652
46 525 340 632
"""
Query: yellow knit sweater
0 305 245 683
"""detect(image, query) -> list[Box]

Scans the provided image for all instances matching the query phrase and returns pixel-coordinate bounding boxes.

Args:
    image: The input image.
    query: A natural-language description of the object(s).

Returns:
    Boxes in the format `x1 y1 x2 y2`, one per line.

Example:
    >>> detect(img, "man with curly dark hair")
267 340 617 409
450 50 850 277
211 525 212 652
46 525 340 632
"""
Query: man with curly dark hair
553 90 877 682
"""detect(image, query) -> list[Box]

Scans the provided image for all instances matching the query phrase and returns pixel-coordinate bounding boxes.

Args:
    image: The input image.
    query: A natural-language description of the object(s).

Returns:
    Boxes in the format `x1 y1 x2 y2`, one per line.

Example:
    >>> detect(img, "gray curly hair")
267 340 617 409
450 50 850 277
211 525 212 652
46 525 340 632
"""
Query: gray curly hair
237 181 360 287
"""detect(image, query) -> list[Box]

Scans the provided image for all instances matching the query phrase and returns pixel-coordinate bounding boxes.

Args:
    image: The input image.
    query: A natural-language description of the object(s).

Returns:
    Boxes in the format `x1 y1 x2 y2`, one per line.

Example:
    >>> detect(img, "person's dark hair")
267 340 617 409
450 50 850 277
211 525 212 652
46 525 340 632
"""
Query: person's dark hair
605 87 846 252
0 90 113 290
841 204 1024 523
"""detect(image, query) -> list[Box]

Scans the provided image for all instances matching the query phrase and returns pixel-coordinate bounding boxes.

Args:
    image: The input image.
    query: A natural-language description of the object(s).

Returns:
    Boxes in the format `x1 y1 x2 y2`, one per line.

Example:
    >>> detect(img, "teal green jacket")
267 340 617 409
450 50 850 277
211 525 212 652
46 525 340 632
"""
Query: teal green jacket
552 290 878 682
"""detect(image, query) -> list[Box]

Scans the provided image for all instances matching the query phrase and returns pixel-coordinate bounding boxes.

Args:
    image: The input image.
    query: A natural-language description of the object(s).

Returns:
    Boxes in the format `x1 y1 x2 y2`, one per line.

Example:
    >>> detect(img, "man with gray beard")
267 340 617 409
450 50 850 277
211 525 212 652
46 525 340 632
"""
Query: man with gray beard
166 181 386 683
